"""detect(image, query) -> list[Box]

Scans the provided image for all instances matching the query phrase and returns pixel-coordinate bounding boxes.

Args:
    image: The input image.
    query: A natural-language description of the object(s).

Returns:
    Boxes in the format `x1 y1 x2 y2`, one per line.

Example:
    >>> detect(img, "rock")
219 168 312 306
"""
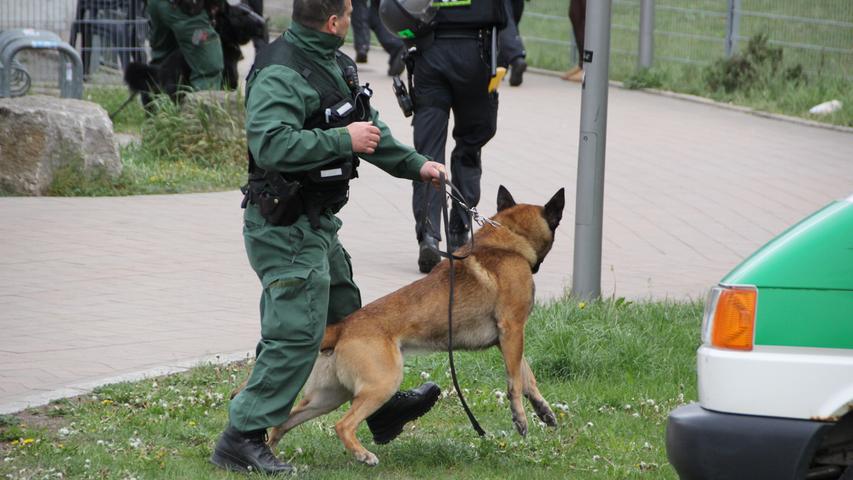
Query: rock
0 95 121 195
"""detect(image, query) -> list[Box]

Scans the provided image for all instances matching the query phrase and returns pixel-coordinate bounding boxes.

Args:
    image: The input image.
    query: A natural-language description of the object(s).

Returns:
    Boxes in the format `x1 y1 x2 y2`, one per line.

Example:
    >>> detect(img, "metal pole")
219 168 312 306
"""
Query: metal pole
571 0 612 300
725 0 741 57
638 0 654 69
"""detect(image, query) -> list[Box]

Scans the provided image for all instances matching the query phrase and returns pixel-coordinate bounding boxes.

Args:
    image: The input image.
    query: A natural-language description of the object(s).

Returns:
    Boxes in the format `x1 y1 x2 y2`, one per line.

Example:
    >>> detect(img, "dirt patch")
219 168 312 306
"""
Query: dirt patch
0 396 90 451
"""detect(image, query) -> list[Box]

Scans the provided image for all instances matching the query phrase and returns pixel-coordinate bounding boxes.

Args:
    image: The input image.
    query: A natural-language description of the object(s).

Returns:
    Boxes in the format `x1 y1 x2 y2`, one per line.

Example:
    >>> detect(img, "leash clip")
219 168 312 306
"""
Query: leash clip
444 191 502 229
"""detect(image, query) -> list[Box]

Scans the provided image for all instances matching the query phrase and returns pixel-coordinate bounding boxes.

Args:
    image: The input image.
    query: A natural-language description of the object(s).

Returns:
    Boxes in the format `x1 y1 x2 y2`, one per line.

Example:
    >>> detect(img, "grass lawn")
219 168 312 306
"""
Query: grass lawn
522 0 853 127
84 86 147 135
47 88 246 197
0 297 702 479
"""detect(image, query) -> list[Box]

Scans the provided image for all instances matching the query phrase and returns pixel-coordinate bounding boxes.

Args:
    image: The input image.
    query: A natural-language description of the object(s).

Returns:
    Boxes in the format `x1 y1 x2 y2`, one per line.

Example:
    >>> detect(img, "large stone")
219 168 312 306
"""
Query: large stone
0 95 121 195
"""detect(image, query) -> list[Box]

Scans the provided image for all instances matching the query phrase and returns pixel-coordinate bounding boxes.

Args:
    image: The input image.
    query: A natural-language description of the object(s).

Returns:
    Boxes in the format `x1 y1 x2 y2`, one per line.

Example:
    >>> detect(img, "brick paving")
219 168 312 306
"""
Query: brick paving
1 45 851 414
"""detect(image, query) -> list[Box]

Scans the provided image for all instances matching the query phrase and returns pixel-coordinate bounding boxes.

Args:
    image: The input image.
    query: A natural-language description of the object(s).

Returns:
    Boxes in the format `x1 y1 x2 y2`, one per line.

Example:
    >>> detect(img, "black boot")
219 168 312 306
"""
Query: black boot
367 382 441 444
448 229 470 253
210 425 294 475
418 236 441 273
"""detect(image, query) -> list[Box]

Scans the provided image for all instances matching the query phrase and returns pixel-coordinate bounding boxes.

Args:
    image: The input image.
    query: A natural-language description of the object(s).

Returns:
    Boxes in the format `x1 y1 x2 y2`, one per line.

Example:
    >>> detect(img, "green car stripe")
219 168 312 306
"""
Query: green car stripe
721 198 853 350
755 288 853 349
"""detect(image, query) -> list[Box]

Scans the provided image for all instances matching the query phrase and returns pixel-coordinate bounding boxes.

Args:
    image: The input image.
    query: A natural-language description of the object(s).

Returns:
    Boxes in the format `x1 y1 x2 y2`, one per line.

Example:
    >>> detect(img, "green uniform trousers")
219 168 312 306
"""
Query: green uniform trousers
229 205 362 432
146 0 223 90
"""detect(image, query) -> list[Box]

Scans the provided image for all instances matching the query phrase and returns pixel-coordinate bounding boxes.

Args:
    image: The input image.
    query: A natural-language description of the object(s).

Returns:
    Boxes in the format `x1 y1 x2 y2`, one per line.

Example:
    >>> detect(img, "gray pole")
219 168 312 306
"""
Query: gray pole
571 0 612 300
725 0 741 57
638 0 655 69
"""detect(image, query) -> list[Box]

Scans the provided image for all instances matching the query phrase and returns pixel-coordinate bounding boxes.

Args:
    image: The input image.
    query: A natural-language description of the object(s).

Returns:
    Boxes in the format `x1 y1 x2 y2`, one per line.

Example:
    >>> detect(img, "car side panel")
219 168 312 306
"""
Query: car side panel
698 345 853 419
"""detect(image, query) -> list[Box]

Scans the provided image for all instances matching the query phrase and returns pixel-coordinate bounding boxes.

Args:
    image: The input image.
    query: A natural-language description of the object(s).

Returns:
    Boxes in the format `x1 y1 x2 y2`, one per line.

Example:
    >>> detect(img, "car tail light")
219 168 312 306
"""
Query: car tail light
702 285 757 351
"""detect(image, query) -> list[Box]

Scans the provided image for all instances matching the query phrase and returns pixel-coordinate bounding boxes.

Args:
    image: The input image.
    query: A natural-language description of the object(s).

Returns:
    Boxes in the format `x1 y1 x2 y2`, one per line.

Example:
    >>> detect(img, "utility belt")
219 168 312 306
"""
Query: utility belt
241 156 359 229
393 26 499 118
433 28 490 40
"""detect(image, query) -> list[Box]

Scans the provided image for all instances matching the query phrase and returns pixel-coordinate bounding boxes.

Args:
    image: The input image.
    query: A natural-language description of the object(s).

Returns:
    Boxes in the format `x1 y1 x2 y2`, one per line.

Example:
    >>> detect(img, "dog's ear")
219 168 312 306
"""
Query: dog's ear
497 185 516 212
543 188 565 231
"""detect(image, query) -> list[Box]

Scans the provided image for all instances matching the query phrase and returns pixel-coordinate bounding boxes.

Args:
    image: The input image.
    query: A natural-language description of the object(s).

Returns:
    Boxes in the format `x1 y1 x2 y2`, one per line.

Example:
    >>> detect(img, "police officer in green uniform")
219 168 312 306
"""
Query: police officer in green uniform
146 0 224 90
210 0 446 475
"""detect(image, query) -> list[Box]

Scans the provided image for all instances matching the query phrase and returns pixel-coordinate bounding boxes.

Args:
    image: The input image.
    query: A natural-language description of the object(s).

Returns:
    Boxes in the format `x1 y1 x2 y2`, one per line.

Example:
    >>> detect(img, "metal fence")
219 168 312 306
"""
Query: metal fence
523 0 853 80
0 0 147 89
1 0 850 88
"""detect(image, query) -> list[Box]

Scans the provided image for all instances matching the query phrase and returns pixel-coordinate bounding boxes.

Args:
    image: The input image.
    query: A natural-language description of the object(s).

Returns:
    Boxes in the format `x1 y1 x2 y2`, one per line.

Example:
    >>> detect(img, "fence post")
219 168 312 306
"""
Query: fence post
725 0 741 57
637 0 654 69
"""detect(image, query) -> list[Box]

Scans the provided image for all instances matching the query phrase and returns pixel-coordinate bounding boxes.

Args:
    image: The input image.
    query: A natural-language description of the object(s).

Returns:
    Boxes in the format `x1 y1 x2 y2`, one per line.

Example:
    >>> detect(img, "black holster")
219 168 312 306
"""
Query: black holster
241 173 303 227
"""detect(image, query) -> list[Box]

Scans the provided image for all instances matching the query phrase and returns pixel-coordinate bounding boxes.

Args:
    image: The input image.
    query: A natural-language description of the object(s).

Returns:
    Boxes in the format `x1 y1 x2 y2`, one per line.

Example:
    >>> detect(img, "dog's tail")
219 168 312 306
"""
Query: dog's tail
320 323 343 351
124 62 159 93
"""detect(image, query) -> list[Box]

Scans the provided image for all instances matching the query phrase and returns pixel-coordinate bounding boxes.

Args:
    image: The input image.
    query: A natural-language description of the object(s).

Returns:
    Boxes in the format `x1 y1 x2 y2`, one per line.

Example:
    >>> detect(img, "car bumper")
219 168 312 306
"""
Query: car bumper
666 403 832 480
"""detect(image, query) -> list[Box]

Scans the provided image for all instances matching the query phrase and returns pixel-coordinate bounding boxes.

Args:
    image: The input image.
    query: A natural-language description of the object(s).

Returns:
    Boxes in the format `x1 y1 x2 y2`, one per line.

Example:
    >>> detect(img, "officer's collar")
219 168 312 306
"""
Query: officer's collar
287 22 345 60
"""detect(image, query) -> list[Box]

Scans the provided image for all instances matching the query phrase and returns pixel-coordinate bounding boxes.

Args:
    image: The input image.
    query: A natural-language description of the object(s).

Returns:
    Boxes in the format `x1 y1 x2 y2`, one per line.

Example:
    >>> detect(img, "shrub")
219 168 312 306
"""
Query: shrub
139 92 246 169
705 33 807 93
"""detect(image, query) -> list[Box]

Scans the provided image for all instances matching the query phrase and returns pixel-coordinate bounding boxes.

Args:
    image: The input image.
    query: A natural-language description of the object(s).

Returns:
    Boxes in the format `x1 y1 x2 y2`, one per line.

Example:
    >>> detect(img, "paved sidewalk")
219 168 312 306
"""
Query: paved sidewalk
1 46 851 414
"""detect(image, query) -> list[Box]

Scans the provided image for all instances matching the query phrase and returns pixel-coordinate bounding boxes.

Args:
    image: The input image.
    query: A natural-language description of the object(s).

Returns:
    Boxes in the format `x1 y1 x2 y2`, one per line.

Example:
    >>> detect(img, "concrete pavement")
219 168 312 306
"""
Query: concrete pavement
1 46 851 414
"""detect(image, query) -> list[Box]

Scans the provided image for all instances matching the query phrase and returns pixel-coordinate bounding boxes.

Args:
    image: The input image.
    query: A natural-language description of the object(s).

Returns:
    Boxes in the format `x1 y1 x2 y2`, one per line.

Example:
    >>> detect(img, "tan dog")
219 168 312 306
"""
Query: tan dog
266 186 565 466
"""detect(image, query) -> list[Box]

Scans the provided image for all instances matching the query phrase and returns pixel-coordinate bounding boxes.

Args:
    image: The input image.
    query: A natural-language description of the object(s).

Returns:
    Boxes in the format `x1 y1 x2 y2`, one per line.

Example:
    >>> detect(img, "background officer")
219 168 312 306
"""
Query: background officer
380 0 507 273
210 0 446 474
352 0 406 75
146 0 224 90
498 0 527 86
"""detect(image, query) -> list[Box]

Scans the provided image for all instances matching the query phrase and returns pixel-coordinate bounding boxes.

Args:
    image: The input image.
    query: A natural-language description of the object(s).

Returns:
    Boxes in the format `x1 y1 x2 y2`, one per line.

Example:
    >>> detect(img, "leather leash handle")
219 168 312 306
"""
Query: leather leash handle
440 172 486 437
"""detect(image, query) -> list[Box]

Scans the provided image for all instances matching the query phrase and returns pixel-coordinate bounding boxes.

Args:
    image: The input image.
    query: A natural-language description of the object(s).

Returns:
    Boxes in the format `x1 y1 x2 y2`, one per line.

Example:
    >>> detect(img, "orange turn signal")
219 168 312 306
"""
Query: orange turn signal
711 286 757 351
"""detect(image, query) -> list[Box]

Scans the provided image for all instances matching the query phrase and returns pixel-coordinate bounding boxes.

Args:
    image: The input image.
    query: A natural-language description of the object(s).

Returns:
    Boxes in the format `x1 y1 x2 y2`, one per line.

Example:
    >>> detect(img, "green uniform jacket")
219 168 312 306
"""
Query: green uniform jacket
245 22 428 180
146 0 224 90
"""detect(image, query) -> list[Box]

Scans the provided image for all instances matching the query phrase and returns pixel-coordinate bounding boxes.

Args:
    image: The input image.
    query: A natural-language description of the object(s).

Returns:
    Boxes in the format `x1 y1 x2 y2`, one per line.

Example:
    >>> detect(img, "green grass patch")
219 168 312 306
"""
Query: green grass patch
521 1 853 127
50 93 246 196
84 86 147 134
0 297 702 479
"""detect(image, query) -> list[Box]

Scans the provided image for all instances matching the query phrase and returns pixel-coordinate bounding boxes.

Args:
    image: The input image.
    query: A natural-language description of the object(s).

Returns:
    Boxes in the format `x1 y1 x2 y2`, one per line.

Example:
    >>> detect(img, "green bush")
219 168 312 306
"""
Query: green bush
623 68 666 90
705 33 807 94
140 93 246 168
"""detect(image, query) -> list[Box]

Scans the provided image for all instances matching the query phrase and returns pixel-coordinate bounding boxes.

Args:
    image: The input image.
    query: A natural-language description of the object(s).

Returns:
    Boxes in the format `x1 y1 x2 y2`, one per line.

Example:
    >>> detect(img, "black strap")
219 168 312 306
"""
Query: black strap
439 172 485 437
109 91 138 120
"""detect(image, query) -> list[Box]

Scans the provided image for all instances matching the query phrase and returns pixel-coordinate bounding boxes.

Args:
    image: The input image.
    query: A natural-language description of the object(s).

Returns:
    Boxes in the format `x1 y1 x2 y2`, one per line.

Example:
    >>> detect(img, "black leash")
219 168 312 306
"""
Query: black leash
109 91 138 121
437 172 489 437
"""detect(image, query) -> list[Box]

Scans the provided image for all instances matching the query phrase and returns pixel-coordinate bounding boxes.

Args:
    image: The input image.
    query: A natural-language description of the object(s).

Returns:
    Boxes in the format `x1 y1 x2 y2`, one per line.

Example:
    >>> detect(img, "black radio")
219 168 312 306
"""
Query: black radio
392 75 413 118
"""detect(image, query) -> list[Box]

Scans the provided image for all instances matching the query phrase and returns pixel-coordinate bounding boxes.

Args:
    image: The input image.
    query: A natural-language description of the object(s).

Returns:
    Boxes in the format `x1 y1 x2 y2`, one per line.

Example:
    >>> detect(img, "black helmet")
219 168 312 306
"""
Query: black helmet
378 0 437 40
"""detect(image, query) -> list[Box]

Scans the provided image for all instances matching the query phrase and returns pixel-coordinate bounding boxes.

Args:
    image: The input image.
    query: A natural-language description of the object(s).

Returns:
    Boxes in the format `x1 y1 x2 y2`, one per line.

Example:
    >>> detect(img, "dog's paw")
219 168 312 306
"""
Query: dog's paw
531 399 558 427
513 417 529 437
355 450 379 467
541 410 558 427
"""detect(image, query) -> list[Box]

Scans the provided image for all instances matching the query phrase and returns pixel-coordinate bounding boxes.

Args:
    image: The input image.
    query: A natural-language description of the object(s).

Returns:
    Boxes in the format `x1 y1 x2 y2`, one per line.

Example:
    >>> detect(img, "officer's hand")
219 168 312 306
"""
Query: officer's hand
347 122 381 154
419 161 446 189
